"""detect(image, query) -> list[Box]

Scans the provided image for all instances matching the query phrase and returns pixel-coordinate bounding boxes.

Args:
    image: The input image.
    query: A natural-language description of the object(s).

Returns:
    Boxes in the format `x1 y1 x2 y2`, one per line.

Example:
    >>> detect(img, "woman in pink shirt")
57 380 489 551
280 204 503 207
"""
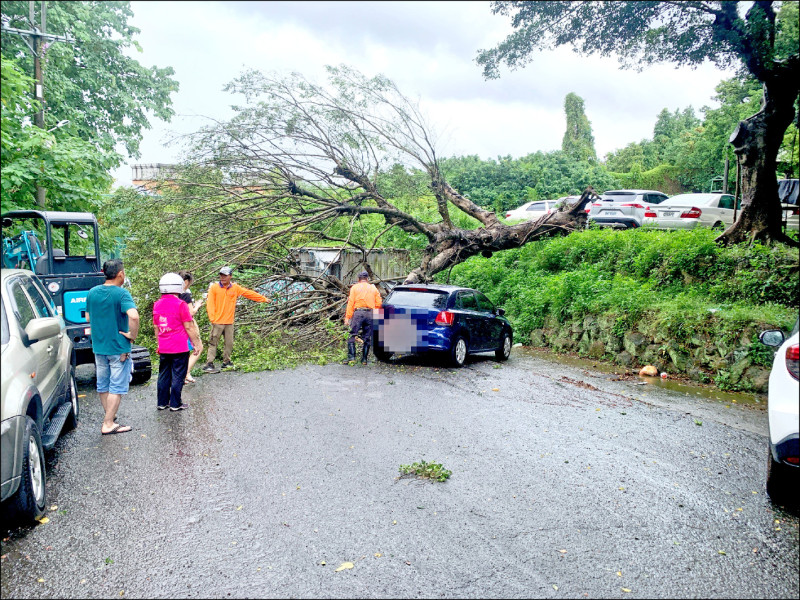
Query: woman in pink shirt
153 273 203 411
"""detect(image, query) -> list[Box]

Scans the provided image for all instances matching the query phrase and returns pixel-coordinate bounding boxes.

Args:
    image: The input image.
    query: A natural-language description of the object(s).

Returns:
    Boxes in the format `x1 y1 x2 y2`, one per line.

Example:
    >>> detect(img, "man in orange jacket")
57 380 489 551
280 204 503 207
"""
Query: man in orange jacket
344 270 382 364
202 266 270 373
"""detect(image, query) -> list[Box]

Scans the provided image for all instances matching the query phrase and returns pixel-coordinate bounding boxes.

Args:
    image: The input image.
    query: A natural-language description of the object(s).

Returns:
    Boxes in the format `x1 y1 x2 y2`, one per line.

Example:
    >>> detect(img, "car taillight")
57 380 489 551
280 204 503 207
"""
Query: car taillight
644 208 657 218
786 343 799 380
680 207 702 218
435 311 454 326
620 203 645 209
505 212 511 218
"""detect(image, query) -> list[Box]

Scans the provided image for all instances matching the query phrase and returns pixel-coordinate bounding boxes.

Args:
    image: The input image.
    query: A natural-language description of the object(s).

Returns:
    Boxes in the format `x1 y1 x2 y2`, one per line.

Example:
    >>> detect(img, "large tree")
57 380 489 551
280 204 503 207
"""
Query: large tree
477 0 799 246
157 66 596 291
0 1 179 170
562 92 596 162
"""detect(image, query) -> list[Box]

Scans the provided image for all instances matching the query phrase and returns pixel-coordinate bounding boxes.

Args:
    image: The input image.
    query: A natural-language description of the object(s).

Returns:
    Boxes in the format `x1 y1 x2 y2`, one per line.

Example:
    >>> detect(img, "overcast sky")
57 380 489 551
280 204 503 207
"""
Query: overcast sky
113 0 738 187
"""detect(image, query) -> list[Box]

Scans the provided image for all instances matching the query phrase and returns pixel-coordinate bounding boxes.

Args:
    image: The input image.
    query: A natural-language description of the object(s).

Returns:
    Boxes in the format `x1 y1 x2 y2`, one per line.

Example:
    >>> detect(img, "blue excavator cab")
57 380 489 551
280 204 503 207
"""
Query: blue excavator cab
1 210 151 383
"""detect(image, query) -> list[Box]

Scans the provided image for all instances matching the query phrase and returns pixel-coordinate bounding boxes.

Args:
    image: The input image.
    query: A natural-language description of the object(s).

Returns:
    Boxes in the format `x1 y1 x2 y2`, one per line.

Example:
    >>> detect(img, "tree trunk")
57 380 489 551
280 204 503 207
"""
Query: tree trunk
718 78 799 247
402 187 597 283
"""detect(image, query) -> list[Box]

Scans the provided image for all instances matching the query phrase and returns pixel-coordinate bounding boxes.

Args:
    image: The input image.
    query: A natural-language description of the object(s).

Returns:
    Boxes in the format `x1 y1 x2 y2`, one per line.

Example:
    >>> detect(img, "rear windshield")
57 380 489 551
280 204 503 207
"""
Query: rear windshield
526 202 547 211
385 290 448 310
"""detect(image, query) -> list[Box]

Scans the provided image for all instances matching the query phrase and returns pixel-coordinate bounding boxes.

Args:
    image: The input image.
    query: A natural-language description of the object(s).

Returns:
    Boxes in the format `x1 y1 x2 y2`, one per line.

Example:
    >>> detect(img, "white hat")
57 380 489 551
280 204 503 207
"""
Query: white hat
159 272 184 294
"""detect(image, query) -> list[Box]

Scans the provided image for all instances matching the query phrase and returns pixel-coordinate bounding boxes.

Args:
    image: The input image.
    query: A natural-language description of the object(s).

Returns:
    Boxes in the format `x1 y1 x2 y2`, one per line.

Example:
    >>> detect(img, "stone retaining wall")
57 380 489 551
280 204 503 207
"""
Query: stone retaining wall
528 314 772 393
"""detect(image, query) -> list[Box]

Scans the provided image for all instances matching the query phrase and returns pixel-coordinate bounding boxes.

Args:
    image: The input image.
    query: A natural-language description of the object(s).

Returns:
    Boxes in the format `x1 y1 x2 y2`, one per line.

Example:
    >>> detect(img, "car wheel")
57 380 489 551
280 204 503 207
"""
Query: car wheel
449 336 468 367
63 366 79 431
10 416 47 522
712 221 724 231
766 447 791 505
495 332 512 361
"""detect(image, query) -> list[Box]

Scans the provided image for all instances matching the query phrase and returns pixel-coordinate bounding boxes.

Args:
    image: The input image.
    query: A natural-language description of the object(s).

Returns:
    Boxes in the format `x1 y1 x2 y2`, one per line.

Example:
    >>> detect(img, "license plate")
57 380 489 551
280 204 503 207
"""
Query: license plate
602 210 621 216
662 211 676 217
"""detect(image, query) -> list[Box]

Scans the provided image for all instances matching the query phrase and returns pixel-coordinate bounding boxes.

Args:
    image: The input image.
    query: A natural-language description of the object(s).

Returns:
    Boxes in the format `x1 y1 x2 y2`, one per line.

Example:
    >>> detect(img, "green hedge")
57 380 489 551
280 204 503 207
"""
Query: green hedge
441 228 799 343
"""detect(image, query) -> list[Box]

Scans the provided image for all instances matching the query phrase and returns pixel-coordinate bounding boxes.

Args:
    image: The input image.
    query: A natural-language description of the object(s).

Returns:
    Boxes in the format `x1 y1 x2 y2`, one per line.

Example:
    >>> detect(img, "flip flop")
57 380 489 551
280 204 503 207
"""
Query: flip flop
102 423 132 435
185 375 196 384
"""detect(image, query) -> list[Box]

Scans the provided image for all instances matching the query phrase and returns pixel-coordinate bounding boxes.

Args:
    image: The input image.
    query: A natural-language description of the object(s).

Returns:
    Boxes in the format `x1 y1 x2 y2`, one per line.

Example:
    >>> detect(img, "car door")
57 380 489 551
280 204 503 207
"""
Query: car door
453 291 482 348
717 194 736 226
8 277 60 412
474 291 502 350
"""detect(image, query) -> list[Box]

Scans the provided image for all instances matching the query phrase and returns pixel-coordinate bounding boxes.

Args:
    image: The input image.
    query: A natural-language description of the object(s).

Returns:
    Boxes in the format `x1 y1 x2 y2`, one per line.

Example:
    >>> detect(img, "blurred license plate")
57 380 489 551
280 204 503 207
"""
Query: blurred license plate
602 210 621 216
662 211 676 217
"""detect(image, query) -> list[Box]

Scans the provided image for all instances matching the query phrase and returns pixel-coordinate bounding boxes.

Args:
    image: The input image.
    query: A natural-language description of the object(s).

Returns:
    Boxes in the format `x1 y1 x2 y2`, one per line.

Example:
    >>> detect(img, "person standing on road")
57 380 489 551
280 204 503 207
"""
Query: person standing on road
153 273 203 411
178 270 204 383
344 270 382 364
85 259 139 435
202 266 270 373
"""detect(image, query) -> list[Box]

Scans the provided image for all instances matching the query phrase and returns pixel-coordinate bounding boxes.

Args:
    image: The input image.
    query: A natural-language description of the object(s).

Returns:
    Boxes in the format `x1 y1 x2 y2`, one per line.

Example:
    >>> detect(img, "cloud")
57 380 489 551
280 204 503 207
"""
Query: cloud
114 0 735 186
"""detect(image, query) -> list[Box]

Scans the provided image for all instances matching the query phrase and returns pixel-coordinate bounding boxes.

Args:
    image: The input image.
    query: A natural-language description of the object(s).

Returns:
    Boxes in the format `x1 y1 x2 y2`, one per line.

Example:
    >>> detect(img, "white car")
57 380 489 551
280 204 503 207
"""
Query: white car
504 200 560 222
759 320 799 505
642 193 739 230
587 189 669 229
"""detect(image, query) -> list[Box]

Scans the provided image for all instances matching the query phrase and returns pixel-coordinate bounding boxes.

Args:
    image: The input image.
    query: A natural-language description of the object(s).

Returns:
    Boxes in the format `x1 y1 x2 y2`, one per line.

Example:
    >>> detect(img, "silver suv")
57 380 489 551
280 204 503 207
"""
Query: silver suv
587 189 669 229
1 268 78 522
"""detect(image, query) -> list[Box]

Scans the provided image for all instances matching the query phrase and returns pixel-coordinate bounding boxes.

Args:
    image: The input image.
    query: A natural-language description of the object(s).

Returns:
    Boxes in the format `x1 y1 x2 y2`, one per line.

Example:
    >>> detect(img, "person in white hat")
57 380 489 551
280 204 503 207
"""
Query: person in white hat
153 273 203 411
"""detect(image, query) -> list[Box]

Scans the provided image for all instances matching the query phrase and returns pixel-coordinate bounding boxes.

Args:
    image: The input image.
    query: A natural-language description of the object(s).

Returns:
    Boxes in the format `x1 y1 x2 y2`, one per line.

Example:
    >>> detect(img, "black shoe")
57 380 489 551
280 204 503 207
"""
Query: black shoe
202 362 219 373
169 403 189 412
157 405 168 410
220 361 235 370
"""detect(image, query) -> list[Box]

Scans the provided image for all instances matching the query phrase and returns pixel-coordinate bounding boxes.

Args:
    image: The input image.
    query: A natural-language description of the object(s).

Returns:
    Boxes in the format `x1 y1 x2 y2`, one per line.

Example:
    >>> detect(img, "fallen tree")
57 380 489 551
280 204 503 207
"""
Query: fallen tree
158 68 595 272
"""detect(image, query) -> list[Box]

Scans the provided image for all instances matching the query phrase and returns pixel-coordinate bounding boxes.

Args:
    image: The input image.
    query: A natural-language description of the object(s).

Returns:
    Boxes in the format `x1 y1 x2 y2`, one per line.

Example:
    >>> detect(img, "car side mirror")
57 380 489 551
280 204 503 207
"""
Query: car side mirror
759 329 785 347
24 317 62 345
496 308 505 316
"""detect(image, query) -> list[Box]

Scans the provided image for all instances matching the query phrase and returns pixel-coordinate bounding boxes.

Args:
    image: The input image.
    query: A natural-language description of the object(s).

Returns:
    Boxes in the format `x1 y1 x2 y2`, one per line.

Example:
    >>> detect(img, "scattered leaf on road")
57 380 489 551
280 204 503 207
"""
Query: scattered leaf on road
35 517 49 524
492 388 499 392
37 578 44 583
617 571 622 576
718 550 726 555
374 553 382 558
558 549 567 554
622 588 632 593
49 505 57 511
553 585 558 591
335 562 354 572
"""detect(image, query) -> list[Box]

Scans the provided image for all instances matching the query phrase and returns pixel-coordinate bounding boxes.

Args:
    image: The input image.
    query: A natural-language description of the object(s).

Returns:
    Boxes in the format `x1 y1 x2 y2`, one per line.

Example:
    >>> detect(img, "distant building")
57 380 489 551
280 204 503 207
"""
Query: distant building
289 247 410 284
131 163 178 191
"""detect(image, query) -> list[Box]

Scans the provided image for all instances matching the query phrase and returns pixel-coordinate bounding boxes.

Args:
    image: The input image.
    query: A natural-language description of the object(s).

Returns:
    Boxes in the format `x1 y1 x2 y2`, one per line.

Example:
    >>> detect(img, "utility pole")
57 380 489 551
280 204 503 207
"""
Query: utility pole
1 1 73 208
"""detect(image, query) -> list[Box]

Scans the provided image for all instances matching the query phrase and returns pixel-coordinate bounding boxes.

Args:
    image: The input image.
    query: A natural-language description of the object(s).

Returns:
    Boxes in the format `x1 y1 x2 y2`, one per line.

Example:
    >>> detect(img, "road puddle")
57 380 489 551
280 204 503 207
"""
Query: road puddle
520 347 764 406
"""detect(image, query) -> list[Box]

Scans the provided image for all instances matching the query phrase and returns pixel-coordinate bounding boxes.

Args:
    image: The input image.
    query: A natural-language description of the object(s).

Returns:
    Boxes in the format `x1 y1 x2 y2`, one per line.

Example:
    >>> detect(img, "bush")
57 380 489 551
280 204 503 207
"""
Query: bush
441 228 798 345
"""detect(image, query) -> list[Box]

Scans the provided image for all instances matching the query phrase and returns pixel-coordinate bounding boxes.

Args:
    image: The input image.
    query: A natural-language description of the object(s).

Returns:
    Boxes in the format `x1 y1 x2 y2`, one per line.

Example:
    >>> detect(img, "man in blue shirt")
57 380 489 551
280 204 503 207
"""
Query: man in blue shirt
85 259 140 435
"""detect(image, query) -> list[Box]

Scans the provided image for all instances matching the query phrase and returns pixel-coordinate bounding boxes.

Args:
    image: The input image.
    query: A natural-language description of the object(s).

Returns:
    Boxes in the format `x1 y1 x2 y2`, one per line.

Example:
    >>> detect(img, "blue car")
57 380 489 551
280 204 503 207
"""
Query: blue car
373 284 513 367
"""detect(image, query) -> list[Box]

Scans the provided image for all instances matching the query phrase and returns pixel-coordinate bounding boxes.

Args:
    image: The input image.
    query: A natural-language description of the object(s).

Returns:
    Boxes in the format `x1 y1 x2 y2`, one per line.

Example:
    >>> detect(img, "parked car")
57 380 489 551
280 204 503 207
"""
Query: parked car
642 193 740 230
758 319 799 505
504 200 560 222
373 284 513 367
587 189 669 229
778 178 799 231
1 268 79 523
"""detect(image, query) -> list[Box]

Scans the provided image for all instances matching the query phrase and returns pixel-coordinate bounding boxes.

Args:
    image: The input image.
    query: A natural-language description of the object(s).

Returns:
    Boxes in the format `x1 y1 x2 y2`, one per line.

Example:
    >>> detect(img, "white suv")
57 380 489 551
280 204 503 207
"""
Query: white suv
1 268 79 523
759 320 799 505
587 189 669 229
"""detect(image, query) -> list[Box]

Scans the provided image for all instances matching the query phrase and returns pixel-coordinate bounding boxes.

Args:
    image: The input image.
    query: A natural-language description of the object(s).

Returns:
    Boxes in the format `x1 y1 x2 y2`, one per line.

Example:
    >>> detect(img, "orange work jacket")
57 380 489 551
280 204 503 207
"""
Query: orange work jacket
206 282 268 324
345 281 382 320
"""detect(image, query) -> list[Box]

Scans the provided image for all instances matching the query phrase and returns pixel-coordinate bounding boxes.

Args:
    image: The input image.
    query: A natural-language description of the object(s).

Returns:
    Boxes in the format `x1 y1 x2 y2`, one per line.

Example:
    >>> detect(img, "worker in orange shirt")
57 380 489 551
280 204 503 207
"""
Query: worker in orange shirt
344 270 383 364
202 266 270 373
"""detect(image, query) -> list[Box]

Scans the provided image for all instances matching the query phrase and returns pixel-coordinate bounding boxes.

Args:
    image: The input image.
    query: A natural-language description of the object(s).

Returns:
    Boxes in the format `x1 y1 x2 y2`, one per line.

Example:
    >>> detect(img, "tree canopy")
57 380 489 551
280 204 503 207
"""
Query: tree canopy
561 92 596 162
1 1 179 167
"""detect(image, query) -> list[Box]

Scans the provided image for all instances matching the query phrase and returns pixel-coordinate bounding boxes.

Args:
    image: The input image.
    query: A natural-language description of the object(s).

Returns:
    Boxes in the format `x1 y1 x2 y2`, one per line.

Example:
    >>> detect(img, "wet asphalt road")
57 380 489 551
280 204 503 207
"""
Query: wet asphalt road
1 348 798 599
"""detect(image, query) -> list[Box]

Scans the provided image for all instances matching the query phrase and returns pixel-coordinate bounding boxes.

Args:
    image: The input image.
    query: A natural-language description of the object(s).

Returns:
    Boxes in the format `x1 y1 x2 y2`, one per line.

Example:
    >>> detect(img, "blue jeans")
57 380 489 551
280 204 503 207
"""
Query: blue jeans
95 353 133 395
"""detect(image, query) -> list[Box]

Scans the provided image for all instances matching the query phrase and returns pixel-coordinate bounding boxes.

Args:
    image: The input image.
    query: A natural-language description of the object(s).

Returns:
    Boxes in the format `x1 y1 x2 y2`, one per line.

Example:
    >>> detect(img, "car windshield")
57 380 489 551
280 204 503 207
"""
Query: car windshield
385 290 449 310
661 194 717 207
